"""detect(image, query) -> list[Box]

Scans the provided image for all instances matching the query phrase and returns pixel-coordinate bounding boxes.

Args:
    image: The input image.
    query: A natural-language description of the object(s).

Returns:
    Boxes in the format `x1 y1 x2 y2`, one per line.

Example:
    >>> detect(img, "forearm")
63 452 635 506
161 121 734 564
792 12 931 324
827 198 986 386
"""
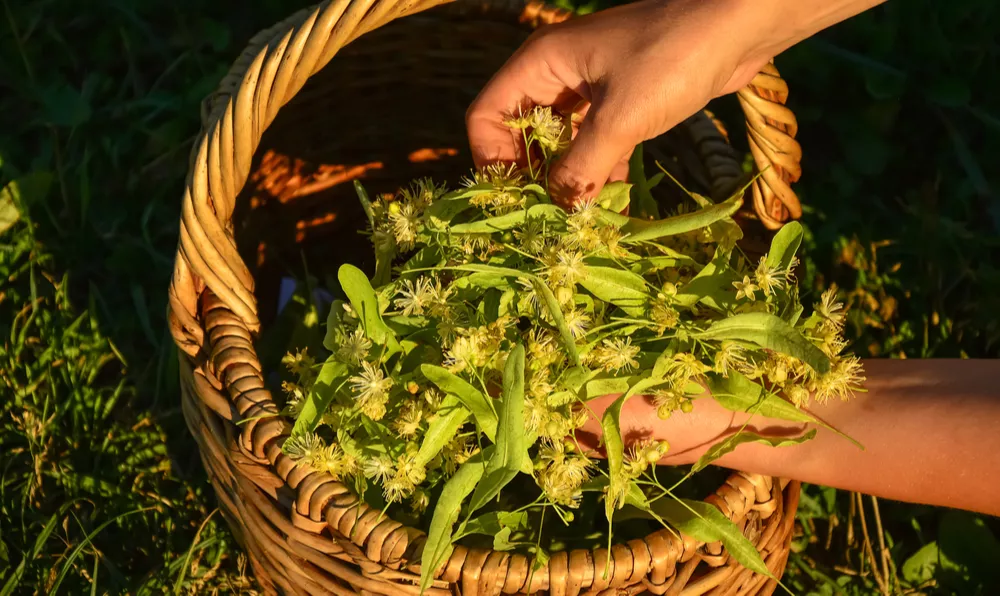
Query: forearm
731 0 888 66
715 359 1000 517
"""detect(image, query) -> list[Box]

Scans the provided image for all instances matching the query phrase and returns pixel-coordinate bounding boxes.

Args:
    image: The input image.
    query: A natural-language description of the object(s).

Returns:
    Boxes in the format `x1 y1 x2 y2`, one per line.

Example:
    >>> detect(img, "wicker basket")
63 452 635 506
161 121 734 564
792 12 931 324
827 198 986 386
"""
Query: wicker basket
168 0 807 594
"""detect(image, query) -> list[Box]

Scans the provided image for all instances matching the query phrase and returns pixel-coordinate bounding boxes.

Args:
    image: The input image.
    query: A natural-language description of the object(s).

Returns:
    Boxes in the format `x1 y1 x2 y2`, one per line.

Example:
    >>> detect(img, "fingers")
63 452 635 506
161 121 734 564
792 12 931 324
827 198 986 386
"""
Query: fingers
548 100 641 207
466 32 585 169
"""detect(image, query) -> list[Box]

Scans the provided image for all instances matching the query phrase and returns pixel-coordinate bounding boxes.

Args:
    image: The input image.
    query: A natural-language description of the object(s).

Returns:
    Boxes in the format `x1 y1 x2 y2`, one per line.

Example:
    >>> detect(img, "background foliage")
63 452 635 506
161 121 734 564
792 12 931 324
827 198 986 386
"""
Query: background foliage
1 0 997 593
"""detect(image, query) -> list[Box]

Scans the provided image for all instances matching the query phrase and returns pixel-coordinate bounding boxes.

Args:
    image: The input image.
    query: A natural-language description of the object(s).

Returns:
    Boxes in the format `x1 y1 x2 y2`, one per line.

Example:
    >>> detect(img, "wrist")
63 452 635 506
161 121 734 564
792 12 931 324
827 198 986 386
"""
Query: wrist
725 0 887 71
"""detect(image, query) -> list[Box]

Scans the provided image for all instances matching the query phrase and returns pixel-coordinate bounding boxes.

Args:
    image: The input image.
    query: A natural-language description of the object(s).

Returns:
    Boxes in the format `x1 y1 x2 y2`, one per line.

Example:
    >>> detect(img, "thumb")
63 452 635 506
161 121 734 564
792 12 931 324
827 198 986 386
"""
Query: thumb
548 103 640 207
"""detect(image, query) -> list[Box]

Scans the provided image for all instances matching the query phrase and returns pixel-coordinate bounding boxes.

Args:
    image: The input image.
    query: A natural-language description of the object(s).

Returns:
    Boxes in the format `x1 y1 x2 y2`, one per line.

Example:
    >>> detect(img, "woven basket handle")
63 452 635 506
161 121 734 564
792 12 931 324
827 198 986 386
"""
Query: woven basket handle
522 1 803 230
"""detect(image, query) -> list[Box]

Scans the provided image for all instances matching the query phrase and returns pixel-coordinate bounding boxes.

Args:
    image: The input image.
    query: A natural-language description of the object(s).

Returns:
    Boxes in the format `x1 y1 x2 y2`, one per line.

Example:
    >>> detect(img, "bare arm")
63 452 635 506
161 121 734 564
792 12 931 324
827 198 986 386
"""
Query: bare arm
580 359 1000 517
467 0 888 204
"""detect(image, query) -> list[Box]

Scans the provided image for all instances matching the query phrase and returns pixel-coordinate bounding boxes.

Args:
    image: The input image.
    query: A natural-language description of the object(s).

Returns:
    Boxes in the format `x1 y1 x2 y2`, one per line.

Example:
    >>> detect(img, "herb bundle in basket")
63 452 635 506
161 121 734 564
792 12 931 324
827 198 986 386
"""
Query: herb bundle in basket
279 107 863 591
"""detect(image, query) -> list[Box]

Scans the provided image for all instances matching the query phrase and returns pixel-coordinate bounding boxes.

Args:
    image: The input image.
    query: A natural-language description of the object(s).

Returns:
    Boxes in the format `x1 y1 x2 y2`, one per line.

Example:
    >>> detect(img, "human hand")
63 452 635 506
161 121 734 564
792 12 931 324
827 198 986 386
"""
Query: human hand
466 0 886 206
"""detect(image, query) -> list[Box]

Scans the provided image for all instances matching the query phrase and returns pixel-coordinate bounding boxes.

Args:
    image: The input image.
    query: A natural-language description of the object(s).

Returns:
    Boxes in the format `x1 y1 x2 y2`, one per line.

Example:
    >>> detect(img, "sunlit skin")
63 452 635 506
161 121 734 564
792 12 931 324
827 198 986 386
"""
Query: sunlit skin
468 0 1000 518
467 0 887 205
578 359 1000 518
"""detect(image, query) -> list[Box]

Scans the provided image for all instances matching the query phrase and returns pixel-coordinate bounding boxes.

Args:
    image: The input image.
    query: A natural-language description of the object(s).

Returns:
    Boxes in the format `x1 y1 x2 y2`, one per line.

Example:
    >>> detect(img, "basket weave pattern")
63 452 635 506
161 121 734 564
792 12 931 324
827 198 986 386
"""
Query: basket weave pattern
168 1 805 594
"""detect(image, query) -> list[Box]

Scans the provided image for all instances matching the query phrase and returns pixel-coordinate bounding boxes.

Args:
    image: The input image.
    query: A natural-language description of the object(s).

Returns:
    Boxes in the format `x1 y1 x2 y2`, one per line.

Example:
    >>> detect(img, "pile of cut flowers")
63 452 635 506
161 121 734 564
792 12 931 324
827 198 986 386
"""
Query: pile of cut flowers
277 107 864 587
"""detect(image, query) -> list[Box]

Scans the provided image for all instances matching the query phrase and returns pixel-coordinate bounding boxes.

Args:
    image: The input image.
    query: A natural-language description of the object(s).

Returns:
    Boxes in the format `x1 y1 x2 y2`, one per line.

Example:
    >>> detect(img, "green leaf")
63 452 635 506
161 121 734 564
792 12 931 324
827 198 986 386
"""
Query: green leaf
695 312 831 374
901 542 939 585
353 180 376 230
0 172 53 234
419 455 486 592
705 372 815 423
765 221 803 273
650 498 772 578
451 271 515 290
582 377 633 400
620 195 742 243
559 366 600 393
706 372 863 449
290 361 349 436
627 144 658 219
601 376 671 520
456 511 530 547
425 197 473 228
674 252 738 310
532 278 581 366
692 429 816 473
440 183 495 201
597 180 632 213
0 190 20 236
338 264 400 353
937 511 1000 587
449 204 565 234
635 253 700 274
468 345 527 513
416 395 470 466
578 266 650 316
421 365 498 440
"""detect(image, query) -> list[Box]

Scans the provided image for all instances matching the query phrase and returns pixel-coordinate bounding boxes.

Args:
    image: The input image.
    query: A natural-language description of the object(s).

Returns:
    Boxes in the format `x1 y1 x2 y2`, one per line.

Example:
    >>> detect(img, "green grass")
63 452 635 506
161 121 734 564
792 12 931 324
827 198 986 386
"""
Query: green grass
1 0 998 593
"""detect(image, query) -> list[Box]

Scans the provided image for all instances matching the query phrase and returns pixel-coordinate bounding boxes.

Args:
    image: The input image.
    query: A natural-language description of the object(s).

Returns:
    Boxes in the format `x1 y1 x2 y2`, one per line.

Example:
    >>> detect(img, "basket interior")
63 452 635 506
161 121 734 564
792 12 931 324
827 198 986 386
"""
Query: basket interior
231 7 725 327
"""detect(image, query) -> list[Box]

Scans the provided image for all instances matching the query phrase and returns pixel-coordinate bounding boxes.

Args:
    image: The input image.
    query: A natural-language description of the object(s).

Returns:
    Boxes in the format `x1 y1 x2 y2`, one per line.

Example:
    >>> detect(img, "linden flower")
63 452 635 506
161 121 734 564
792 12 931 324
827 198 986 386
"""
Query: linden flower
593 337 640 373
515 216 547 254
605 469 631 513
652 388 693 420
664 352 710 383
545 248 586 287
536 439 593 508
568 201 600 230
393 400 424 438
563 307 592 339
754 258 787 297
443 335 477 373
650 298 680 333
460 232 494 256
568 223 603 252
349 361 393 420
733 275 759 302
624 439 670 477
388 200 421 251
282 349 316 384
337 327 371 366
523 395 549 434
312 443 358 480
600 225 628 259
394 276 434 316
815 285 846 330
363 454 395 484
409 488 430 514
526 328 563 371
383 454 427 503
528 106 567 152
713 341 747 377
425 278 453 318
283 432 326 468
439 435 475 476
786 384 811 407
810 354 865 403
466 162 523 189
401 177 445 209
516 277 543 317
422 388 444 411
